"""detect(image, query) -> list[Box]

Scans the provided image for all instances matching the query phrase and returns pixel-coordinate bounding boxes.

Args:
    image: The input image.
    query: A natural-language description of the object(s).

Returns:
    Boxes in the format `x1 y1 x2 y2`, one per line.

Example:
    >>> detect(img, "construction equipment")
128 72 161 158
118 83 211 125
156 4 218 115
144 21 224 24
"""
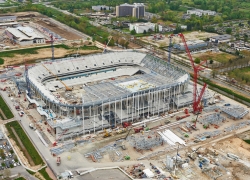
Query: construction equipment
176 114 190 120
123 128 132 140
187 146 201 160
41 63 72 91
122 122 131 128
134 126 143 133
103 36 112 53
169 33 207 119
56 156 61 165
115 127 126 134
103 129 112 138
53 129 68 146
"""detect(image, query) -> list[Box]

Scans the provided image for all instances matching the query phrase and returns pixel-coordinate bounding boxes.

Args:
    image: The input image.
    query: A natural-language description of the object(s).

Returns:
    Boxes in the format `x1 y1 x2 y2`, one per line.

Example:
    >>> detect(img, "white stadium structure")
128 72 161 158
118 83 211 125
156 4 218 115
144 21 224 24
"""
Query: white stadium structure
25 51 201 139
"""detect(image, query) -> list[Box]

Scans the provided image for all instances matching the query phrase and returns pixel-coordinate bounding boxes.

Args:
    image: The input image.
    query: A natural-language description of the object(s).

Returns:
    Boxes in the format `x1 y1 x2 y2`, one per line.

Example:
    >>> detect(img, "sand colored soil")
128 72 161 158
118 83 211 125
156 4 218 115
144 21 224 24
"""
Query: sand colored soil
36 20 82 40
0 48 102 68
214 138 250 159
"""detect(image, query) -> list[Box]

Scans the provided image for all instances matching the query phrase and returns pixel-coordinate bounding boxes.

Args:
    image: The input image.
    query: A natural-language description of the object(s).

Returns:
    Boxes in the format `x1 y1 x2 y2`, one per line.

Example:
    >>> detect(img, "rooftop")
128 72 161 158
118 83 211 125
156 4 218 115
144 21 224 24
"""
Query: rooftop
28 51 188 107
210 34 231 40
6 26 45 41
120 3 144 7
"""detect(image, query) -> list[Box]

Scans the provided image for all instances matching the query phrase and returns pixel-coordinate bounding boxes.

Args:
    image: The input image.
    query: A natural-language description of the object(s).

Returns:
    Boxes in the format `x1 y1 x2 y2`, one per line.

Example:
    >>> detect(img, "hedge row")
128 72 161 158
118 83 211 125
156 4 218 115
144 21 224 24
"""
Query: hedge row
0 95 14 119
5 121 43 165
203 79 250 104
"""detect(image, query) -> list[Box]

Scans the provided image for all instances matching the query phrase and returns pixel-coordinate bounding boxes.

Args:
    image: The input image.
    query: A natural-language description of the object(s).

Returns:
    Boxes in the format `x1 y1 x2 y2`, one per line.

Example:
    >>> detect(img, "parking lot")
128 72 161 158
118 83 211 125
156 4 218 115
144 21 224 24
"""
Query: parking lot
0 139 21 170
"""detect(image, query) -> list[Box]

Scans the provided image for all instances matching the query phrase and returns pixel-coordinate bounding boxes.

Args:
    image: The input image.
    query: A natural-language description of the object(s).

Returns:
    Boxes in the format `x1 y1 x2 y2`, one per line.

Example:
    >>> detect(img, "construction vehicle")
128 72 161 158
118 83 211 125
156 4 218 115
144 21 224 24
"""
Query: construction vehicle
134 126 144 133
115 127 126 134
103 129 112 138
41 63 72 91
57 156 61 166
122 122 131 128
19 111 24 117
213 150 218 156
176 114 190 121
187 146 201 160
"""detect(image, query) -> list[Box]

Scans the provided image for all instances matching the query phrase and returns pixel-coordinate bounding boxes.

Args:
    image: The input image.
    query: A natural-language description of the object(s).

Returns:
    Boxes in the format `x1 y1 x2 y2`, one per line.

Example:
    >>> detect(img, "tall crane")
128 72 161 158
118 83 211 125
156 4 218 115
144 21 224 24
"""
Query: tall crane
168 33 207 124
103 36 112 53
168 35 174 63
178 33 207 117
41 63 72 91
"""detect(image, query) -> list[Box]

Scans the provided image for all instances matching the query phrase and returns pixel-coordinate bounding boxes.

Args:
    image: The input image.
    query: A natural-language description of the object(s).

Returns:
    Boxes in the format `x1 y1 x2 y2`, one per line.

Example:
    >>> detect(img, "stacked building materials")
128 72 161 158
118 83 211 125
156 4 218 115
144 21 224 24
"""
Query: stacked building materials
157 129 186 146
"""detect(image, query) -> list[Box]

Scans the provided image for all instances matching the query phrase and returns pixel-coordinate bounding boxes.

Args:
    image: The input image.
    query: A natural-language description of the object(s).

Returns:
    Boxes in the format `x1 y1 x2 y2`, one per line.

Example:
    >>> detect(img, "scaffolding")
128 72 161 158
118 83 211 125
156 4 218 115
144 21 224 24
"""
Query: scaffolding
220 105 249 119
199 113 226 126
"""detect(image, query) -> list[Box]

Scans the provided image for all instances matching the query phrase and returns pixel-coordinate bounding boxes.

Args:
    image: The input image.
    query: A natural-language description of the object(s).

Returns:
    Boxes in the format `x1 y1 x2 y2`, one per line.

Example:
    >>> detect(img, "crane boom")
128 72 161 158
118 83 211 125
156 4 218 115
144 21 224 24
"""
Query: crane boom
177 33 207 114
41 63 72 91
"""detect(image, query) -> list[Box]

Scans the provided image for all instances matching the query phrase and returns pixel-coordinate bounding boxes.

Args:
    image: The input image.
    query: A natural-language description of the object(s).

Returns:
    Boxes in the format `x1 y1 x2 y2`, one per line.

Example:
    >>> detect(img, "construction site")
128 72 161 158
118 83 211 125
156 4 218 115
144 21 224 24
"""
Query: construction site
0 31 250 180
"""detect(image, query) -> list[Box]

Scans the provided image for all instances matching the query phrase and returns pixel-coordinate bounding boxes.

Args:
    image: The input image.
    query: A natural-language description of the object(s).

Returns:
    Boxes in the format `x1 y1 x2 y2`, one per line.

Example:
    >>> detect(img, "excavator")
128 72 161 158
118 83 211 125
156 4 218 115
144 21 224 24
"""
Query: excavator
103 129 112 138
41 63 72 91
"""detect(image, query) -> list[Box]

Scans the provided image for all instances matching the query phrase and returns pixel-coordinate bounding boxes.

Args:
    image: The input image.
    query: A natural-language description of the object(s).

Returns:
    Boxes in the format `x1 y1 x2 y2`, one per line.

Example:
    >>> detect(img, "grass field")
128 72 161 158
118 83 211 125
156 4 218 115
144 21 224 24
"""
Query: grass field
38 168 53 180
194 51 237 64
228 66 250 85
15 177 26 180
5 121 43 165
0 95 14 119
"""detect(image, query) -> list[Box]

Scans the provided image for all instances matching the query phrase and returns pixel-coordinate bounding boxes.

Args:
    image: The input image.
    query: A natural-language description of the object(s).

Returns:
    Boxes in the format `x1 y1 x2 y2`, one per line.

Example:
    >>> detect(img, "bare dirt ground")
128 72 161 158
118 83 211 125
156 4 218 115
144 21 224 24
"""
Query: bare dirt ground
141 31 219 47
128 41 141 49
0 48 102 68
35 19 82 40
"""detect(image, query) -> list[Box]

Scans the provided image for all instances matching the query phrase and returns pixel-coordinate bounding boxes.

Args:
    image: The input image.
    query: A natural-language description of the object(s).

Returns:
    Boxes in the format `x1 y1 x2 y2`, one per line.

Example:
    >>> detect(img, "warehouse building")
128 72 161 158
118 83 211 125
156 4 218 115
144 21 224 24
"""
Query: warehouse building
173 40 207 51
129 23 162 34
210 34 232 43
116 3 145 18
5 26 45 46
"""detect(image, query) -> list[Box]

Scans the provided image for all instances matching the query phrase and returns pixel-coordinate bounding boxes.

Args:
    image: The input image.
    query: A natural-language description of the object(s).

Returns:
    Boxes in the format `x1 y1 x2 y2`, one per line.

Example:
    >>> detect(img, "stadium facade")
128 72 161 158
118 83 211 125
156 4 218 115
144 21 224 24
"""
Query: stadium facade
27 51 190 139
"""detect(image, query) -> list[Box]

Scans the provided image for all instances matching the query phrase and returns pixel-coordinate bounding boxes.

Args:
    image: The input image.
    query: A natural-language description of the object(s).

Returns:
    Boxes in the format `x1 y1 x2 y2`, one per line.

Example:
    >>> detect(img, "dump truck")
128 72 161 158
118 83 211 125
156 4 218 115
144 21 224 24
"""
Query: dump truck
57 157 61 166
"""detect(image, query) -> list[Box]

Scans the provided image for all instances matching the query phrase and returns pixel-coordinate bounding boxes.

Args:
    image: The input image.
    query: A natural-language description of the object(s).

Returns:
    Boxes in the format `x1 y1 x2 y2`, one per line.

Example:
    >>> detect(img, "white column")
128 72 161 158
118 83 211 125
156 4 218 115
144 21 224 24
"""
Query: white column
126 95 128 122
82 106 85 135
120 97 123 125
148 91 150 118
132 94 134 123
102 101 104 130
115 99 117 127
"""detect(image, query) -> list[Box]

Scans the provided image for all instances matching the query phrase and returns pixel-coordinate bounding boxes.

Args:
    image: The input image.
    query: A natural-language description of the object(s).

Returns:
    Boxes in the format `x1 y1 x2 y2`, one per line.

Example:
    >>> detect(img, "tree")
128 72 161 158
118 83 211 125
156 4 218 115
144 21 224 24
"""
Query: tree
226 28 232 34
130 29 136 35
194 58 201 64
143 30 147 34
209 59 214 64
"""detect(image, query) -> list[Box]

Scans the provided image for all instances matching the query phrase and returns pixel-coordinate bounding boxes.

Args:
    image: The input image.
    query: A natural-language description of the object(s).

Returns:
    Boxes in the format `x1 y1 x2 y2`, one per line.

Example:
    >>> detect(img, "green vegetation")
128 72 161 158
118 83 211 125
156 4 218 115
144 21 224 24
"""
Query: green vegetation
244 140 250 144
15 177 26 180
79 45 99 50
0 44 69 59
0 95 14 119
195 52 237 64
203 78 250 104
26 169 36 175
38 168 53 180
0 58 4 65
228 67 250 85
6 121 43 165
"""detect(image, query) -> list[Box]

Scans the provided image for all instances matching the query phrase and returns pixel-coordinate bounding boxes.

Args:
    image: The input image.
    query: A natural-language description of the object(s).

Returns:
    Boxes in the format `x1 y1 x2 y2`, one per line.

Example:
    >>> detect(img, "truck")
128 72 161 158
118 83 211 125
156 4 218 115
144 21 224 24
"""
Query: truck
19 111 24 117
57 157 61 166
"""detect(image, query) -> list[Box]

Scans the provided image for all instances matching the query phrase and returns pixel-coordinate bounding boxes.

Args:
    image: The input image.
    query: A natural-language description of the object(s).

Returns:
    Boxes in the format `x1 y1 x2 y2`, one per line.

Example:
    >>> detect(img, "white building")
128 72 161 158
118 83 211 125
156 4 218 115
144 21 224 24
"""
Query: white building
92 5 112 11
187 9 216 17
210 34 232 43
129 23 162 34
5 26 46 46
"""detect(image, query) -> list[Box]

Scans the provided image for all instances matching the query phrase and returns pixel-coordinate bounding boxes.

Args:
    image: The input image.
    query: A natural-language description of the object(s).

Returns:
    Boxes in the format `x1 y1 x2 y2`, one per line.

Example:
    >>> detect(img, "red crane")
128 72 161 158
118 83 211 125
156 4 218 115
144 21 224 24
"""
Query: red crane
177 33 207 117
168 33 207 126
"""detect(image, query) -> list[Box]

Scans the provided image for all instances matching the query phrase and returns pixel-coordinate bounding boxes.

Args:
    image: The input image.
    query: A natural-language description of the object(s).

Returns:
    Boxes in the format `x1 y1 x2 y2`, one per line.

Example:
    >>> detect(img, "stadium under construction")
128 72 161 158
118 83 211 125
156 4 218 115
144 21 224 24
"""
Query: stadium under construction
22 51 211 139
